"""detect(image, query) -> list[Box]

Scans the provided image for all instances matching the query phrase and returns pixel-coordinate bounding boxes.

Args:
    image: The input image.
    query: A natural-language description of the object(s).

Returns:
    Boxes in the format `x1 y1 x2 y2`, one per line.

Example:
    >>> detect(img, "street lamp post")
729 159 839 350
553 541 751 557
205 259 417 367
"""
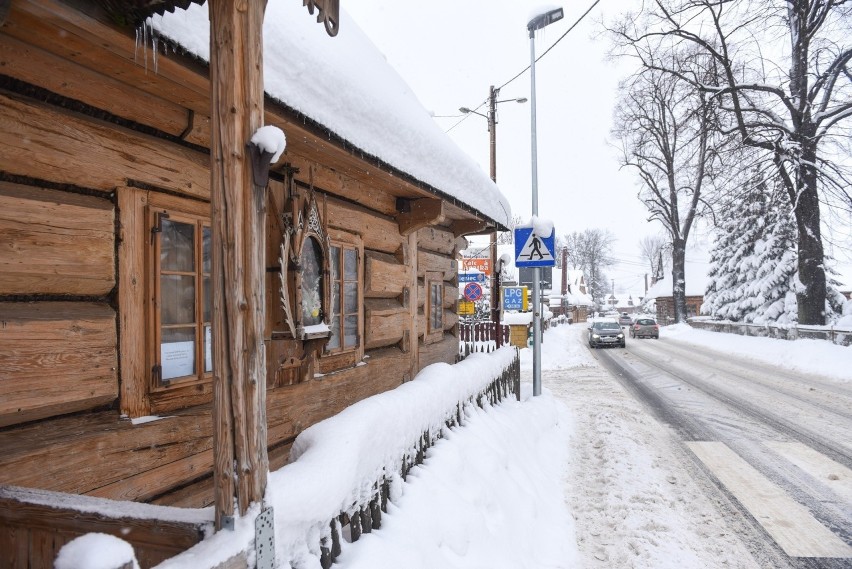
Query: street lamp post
460 88 526 350
527 6 563 397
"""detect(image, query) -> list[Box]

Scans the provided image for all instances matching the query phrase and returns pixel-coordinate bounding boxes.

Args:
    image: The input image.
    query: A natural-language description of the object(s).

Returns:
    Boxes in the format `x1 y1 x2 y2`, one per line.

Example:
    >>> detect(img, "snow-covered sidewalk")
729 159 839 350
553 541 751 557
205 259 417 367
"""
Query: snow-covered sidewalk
333 322 849 568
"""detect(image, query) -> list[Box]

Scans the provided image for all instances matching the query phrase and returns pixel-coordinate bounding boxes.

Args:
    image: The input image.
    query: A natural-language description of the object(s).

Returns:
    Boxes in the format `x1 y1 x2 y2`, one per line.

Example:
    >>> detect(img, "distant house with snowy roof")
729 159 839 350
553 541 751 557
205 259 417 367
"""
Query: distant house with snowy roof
645 258 712 324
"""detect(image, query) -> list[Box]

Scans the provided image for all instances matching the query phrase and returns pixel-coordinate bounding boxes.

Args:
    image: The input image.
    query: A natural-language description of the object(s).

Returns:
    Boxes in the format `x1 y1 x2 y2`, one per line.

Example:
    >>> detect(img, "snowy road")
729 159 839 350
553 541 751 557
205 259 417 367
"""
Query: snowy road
589 332 852 568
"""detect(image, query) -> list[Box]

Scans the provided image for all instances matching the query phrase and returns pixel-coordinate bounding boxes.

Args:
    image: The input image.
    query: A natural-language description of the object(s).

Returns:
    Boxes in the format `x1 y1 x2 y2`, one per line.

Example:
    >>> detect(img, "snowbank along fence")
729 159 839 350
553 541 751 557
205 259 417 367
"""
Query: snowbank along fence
688 319 852 346
156 347 521 569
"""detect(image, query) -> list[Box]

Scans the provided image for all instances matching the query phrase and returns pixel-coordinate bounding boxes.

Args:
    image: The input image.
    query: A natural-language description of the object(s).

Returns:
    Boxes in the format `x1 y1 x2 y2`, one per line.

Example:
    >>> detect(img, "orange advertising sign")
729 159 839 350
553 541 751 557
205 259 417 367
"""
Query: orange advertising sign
460 257 491 275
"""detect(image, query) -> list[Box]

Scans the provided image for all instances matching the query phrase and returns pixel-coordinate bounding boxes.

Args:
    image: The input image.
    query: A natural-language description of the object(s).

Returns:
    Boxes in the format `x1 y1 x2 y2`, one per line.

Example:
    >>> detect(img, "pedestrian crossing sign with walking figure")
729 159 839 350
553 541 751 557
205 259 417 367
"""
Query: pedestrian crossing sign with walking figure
514 226 556 267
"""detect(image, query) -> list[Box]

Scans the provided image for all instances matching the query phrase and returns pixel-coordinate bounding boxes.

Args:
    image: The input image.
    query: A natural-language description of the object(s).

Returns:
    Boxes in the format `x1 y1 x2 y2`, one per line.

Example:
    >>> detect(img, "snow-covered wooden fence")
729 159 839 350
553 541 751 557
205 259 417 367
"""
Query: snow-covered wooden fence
151 347 521 569
688 319 852 346
458 321 510 358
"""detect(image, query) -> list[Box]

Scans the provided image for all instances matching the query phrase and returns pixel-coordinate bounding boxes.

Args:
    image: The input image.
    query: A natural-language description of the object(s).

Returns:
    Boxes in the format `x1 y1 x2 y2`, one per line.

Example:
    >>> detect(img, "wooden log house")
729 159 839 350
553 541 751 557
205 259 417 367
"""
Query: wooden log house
0 0 511 562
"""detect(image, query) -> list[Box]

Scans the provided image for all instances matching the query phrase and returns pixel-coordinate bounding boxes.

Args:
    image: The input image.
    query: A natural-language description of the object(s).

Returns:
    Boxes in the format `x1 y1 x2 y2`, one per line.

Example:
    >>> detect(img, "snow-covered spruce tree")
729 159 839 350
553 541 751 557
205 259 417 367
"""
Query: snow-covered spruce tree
704 174 847 325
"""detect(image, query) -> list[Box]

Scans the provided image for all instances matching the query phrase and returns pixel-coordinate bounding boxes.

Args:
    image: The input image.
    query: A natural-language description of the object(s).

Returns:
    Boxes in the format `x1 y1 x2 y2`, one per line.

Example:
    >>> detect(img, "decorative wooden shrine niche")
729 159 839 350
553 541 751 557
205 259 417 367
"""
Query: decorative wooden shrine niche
272 180 332 383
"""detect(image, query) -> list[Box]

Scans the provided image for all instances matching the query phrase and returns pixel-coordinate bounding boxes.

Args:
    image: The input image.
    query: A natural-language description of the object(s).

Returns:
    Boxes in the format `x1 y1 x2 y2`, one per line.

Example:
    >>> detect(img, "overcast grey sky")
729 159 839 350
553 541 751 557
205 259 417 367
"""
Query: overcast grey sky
342 0 678 295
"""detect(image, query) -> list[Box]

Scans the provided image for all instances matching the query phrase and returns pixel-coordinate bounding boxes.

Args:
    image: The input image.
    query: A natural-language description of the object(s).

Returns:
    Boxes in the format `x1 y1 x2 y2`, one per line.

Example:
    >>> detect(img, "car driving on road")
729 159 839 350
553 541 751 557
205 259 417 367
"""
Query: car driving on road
630 317 660 339
618 312 633 327
588 320 626 349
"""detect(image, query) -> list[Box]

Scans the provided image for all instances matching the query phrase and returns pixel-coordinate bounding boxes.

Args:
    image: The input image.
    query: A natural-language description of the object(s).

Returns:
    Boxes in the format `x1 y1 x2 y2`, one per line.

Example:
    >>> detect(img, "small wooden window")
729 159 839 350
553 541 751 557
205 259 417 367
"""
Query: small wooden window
151 211 212 388
327 243 360 352
425 271 444 343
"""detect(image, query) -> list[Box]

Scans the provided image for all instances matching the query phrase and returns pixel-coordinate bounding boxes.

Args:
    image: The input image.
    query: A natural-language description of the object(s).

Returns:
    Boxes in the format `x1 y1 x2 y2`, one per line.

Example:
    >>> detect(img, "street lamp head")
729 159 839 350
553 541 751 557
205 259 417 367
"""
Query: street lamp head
527 7 564 33
459 107 472 114
515 97 528 104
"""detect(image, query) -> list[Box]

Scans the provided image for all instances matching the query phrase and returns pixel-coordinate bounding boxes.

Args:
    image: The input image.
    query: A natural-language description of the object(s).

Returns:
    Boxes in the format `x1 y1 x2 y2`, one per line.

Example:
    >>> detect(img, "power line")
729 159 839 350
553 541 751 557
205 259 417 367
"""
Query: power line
446 0 602 133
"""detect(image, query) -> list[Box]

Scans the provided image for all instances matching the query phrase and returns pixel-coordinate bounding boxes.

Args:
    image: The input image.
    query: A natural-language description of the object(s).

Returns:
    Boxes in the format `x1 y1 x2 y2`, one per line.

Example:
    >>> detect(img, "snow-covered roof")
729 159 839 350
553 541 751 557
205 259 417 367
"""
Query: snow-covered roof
152 3 511 227
646 259 711 299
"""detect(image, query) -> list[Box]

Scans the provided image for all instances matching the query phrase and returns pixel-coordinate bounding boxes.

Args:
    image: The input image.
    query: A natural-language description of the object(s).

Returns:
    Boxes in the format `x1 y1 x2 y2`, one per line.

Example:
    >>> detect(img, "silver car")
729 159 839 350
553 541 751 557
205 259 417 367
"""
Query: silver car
630 317 659 339
588 320 626 348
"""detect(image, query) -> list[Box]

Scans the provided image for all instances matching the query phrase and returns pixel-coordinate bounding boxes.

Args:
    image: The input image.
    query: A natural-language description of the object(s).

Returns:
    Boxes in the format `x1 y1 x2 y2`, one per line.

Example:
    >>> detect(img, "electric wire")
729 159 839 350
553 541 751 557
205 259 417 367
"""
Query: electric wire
446 0 602 133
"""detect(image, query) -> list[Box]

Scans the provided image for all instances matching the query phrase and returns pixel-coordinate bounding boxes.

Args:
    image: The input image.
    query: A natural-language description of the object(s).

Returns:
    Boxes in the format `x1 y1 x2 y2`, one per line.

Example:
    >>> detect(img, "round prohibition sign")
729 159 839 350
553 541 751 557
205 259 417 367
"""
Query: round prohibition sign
463 282 483 301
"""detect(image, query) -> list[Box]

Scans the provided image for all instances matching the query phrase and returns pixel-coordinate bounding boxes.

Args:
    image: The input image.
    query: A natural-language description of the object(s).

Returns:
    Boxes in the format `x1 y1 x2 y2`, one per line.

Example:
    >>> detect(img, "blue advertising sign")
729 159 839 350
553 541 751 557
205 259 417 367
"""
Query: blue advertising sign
514 227 556 268
503 286 528 311
458 272 487 283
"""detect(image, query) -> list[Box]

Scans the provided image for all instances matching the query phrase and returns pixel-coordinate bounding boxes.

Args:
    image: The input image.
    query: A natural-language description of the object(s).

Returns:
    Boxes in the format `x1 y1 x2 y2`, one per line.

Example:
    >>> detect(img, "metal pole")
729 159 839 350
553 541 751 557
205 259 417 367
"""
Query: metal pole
529 29 541 397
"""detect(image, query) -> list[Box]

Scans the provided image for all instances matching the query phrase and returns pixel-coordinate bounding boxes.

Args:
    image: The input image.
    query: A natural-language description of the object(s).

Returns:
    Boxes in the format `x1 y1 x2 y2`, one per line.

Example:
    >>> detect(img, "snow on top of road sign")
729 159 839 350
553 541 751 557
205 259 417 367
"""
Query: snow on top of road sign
516 216 554 238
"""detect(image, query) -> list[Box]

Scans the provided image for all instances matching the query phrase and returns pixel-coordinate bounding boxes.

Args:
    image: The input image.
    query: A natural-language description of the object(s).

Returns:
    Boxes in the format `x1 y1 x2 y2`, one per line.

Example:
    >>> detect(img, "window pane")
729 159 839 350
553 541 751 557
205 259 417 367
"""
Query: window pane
327 324 341 350
344 315 357 347
202 226 212 274
161 219 195 272
344 282 357 314
204 324 213 373
161 274 196 325
330 246 340 280
203 275 212 323
161 327 196 380
332 282 341 315
300 237 324 326
344 248 357 280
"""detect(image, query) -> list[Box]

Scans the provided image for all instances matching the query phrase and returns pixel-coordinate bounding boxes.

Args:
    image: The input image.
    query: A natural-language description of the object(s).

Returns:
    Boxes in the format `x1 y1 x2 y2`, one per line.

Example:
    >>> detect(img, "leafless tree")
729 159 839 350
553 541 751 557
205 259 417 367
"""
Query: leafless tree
612 59 731 322
610 0 852 324
639 234 670 281
562 229 617 303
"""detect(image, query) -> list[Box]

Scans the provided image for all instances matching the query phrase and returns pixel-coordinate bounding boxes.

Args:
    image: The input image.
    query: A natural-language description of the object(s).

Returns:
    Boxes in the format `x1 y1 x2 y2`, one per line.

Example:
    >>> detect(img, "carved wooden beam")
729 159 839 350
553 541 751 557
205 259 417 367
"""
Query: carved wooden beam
396 198 443 236
450 219 491 237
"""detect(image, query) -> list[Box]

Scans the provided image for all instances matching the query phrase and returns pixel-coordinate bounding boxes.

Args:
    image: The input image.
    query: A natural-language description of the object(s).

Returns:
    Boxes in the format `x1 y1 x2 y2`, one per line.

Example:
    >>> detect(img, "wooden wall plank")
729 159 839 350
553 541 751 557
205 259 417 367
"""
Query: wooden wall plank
86 451 213 503
364 251 408 299
0 302 117 428
417 335 460 373
325 197 402 255
0 93 209 198
364 299 407 350
417 249 456 281
0 182 114 296
417 226 455 254
266 348 409 444
0 33 209 148
117 187 150 418
0 409 211 496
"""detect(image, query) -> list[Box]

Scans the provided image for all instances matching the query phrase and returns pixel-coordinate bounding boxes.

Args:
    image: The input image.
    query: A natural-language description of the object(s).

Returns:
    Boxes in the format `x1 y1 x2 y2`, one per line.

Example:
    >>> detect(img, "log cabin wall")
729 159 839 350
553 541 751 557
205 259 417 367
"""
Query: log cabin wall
0 4 481 509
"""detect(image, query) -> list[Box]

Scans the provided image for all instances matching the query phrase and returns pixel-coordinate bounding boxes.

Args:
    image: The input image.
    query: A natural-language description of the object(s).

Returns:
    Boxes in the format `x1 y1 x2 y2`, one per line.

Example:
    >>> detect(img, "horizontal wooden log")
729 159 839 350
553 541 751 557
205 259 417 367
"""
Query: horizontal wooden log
443 285 458 309
417 334 461 372
325 197 403 255
0 302 117 428
364 299 407 350
417 249 456 281
417 226 456 255
0 33 209 148
267 348 410 444
0 182 114 296
0 93 209 198
364 251 409 299
397 198 443 236
0 407 212 496
86 450 214 504
0 486 206 569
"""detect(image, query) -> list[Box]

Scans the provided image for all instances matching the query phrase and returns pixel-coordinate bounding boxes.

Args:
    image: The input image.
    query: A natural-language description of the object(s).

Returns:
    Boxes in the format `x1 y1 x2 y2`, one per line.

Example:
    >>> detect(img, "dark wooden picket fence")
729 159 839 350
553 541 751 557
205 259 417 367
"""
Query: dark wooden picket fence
458 321 510 359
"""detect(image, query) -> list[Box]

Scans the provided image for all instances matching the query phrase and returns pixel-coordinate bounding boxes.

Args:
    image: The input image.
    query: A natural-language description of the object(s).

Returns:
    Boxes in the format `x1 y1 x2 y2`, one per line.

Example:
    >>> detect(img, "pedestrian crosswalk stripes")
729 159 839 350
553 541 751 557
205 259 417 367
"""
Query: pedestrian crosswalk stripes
687 441 852 559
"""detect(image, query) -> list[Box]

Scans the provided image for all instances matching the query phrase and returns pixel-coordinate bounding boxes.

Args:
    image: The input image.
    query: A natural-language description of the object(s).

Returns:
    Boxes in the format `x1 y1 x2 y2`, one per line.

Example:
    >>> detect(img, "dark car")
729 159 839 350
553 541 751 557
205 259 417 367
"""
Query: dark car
630 317 659 339
588 320 626 348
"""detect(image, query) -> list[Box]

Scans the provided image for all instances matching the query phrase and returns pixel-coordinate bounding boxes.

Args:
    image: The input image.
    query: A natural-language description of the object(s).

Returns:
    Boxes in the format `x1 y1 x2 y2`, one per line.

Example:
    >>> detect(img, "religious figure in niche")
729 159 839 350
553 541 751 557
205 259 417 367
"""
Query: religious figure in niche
300 236 324 327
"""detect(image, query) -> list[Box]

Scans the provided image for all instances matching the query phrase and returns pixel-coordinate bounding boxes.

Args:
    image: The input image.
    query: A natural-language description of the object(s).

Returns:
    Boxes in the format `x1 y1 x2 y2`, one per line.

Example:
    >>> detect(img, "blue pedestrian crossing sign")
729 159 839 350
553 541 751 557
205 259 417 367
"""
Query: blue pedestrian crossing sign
514 226 556 267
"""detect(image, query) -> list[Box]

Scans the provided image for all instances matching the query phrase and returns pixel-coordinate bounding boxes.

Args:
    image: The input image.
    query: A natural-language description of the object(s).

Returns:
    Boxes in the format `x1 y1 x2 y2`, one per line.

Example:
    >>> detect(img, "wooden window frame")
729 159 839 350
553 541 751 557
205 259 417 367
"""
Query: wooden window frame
148 208 212 392
118 189 213 418
320 229 364 372
424 271 444 344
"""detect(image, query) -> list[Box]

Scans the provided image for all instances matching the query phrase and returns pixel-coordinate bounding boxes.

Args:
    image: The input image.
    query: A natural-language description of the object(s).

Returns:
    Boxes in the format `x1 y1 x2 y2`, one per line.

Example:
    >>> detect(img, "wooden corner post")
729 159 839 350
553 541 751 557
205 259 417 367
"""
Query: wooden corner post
209 0 270 528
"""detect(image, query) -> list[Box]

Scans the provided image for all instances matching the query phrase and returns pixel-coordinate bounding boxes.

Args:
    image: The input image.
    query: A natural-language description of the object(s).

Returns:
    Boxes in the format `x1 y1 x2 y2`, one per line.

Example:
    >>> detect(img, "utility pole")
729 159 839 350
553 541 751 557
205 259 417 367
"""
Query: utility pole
488 86 501 348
